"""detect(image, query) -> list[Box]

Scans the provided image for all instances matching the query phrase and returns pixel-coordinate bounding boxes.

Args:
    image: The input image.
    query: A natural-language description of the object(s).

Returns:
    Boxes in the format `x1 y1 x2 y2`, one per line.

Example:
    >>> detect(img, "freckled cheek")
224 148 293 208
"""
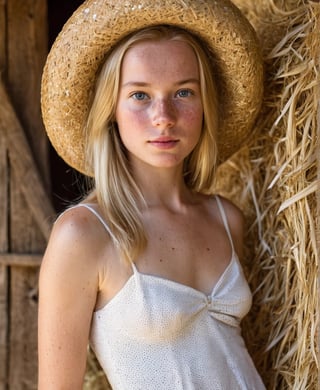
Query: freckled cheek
116 106 149 132
180 106 203 130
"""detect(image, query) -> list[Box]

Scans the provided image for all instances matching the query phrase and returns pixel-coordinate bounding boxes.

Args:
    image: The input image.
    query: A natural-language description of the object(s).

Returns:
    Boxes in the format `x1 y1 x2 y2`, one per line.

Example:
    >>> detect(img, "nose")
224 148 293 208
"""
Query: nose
151 98 176 129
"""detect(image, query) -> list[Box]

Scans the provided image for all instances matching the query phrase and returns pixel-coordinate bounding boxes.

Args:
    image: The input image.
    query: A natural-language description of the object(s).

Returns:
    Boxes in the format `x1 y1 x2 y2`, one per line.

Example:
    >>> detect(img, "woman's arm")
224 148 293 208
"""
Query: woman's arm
38 208 101 389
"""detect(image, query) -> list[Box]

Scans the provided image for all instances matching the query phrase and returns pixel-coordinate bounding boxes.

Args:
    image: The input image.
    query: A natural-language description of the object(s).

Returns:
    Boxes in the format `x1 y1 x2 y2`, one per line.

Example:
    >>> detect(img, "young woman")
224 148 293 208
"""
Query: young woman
39 1 265 389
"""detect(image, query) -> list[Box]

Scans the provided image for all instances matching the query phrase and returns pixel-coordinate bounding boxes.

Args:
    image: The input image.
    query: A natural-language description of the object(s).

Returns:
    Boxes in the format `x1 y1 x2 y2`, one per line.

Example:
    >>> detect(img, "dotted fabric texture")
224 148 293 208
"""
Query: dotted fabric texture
72 199 266 389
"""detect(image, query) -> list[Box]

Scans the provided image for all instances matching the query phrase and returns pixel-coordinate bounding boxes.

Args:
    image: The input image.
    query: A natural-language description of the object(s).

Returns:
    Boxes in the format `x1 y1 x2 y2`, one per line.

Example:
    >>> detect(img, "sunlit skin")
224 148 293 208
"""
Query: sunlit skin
116 40 204 184
38 37 245 390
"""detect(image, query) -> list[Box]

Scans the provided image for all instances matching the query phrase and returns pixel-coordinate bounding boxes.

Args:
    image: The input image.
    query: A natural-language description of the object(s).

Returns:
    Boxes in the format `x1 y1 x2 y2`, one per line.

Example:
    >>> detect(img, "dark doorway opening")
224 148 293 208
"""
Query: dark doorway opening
47 0 85 212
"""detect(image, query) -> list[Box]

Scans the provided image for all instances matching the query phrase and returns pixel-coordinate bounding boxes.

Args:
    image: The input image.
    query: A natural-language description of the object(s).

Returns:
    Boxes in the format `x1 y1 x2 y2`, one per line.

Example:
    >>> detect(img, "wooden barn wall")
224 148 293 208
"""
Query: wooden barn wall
0 0 55 388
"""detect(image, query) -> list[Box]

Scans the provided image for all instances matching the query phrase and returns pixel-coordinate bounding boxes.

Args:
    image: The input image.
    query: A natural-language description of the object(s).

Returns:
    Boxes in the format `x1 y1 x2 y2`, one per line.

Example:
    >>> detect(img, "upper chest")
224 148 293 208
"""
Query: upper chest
139 206 231 272
96 199 235 308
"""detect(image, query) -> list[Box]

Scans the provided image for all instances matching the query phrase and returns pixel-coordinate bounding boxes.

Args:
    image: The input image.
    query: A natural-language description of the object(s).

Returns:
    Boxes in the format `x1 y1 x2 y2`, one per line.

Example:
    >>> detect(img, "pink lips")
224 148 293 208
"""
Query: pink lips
148 137 179 149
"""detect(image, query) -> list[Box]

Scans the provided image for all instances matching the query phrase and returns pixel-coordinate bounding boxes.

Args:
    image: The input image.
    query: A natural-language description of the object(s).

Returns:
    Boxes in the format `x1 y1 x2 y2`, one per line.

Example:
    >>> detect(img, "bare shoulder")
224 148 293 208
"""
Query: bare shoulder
214 195 245 258
216 196 244 228
51 204 110 248
41 205 112 286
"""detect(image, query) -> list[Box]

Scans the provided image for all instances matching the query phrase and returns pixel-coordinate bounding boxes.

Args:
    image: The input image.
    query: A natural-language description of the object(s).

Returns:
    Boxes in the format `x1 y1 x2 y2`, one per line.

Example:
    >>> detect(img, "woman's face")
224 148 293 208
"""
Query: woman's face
115 39 203 171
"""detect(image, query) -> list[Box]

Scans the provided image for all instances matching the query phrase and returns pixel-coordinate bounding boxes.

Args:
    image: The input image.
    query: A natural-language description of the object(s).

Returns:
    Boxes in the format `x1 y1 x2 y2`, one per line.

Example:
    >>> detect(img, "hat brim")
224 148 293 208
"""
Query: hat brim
41 0 264 175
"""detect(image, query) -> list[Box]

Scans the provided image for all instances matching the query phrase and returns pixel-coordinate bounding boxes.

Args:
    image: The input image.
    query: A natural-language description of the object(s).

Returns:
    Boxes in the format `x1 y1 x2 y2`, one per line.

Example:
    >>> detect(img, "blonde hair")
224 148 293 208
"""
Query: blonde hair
85 25 219 262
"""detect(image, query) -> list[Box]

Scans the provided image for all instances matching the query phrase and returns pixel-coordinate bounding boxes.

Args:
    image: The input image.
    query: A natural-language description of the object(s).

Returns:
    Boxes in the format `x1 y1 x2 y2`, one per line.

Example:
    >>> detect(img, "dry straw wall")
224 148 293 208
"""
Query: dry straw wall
84 1 319 389
216 0 319 388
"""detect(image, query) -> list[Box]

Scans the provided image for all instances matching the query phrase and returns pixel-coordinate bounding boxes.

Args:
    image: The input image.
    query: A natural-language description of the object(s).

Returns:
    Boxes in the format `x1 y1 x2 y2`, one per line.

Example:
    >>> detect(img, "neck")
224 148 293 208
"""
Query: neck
130 161 195 211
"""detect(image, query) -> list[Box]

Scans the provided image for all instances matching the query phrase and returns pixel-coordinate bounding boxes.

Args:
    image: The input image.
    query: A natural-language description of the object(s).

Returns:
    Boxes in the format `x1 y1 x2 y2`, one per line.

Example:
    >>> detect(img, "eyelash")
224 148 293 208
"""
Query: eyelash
176 89 194 98
131 92 148 101
130 89 194 101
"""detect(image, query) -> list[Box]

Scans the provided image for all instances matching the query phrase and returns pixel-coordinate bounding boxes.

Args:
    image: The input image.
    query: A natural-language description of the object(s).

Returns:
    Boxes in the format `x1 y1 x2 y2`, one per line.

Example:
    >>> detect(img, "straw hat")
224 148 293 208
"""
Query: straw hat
41 0 264 176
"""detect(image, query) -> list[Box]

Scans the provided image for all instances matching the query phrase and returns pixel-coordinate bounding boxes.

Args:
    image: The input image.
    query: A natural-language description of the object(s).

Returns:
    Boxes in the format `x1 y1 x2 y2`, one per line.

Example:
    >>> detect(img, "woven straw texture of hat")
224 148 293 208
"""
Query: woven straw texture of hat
41 0 263 175
83 0 319 389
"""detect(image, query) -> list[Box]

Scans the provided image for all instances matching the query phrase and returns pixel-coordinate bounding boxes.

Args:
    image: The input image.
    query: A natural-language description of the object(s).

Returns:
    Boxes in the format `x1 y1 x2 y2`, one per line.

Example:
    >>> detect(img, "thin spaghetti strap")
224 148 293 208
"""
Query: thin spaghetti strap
215 195 235 252
77 204 137 272
69 203 117 241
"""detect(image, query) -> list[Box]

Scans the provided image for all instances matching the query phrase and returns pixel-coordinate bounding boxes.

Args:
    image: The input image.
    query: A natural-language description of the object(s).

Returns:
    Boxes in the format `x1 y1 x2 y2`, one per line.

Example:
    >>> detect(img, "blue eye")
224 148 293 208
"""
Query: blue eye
177 89 193 98
132 92 148 101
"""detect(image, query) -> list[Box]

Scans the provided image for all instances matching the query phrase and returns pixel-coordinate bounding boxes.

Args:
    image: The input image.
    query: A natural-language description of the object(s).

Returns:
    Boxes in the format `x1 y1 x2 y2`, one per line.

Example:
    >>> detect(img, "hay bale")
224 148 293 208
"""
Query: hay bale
216 1 319 388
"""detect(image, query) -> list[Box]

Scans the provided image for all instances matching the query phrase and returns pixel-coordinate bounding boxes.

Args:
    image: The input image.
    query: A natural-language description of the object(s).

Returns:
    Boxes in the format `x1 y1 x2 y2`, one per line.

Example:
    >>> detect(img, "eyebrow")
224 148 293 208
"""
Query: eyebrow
122 78 200 88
